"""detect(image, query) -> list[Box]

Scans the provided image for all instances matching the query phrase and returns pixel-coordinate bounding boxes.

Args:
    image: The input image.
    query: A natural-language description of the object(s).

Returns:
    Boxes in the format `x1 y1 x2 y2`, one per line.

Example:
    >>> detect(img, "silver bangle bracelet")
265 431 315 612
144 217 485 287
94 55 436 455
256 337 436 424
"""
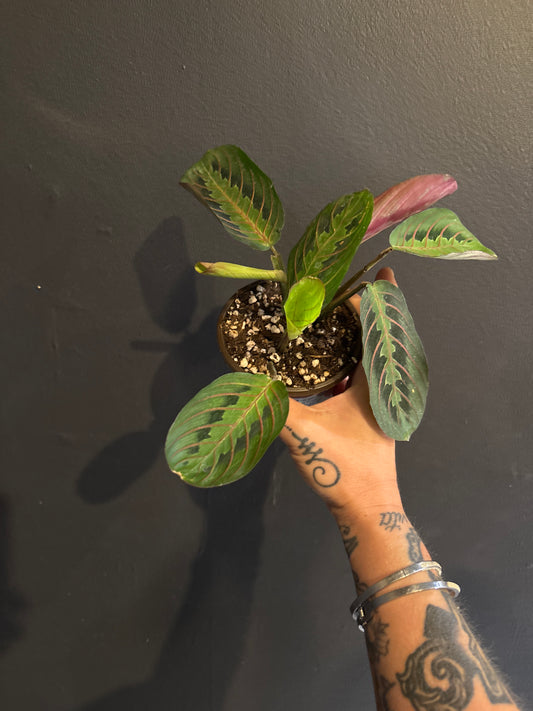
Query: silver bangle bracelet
356 580 461 631
350 560 442 621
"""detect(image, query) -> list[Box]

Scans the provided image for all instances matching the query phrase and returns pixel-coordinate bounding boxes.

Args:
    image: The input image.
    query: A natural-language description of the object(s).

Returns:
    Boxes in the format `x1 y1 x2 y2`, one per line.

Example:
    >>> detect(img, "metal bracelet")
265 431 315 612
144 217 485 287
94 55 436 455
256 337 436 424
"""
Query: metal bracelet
356 580 461 631
350 560 442 622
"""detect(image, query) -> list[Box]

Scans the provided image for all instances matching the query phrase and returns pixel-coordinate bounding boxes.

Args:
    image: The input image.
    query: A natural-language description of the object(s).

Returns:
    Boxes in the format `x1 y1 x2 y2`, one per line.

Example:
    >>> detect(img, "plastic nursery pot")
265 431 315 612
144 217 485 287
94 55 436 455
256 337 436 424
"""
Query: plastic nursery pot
217 280 362 400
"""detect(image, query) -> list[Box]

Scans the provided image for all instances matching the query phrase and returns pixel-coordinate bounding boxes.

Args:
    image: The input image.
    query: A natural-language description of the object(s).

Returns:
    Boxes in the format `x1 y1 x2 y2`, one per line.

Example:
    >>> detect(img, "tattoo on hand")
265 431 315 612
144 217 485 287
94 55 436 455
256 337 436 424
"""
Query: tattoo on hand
406 527 423 562
340 525 359 557
284 425 341 488
397 603 513 709
379 511 407 532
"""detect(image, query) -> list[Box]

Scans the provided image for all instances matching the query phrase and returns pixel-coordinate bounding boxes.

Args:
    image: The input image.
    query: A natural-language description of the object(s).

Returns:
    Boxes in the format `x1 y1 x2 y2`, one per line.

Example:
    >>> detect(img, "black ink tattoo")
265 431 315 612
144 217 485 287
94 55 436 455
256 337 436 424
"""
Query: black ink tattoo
441 592 513 705
284 425 340 487
352 570 368 596
397 604 476 709
379 511 407 531
340 525 359 557
406 527 423 562
366 616 390 664
375 674 395 711
397 603 513 709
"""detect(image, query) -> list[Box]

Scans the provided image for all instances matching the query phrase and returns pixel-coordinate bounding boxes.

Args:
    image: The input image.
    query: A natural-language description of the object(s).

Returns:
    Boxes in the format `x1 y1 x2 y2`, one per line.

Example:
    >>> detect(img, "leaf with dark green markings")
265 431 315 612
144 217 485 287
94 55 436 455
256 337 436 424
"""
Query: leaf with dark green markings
361 282 428 441
389 208 497 260
287 190 373 307
283 277 326 340
165 373 289 487
181 145 284 251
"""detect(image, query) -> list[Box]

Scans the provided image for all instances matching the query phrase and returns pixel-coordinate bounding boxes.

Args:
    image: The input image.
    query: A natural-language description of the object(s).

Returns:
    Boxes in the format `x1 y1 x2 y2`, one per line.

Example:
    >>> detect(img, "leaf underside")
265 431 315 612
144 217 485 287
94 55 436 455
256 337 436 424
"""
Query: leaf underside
181 145 284 251
389 208 497 260
287 190 374 306
284 277 326 340
165 373 289 487
361 282 428 441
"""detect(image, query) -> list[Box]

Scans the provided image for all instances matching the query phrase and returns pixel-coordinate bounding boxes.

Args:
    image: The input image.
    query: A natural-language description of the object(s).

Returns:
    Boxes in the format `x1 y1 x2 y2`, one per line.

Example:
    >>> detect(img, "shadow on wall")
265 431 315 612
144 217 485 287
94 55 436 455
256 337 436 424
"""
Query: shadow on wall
77 216 219 503
76 218 278 710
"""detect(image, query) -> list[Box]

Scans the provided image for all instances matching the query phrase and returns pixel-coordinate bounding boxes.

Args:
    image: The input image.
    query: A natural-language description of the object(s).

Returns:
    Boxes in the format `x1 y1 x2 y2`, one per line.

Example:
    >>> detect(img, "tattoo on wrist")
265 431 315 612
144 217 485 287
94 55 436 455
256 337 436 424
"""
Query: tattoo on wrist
340 525 359 557
406 527 423 563
352 569 368 596
379 511 407 532
284 425 341 488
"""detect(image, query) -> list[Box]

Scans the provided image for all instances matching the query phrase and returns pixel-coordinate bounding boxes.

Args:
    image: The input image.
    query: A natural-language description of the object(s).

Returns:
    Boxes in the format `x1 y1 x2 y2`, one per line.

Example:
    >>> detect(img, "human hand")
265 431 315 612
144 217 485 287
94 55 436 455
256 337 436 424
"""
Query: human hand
279 267 401 518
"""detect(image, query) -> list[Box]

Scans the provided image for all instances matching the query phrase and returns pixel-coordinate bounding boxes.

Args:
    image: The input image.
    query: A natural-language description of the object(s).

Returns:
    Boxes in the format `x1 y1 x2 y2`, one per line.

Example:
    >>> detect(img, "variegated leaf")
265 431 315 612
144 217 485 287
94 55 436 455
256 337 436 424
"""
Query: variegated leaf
287 190 373 306
181 145 284 251
389 208 497 260
361 282 428 441
364 174 457 241
165 373 289 487
283 277 326 340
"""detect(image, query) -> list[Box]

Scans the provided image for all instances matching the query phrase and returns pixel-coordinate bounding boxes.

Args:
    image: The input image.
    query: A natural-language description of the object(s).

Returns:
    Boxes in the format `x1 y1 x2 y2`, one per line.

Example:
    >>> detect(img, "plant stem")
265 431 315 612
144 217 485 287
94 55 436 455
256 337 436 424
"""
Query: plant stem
323 281 370 314
333 247 393 301
270 246 288 299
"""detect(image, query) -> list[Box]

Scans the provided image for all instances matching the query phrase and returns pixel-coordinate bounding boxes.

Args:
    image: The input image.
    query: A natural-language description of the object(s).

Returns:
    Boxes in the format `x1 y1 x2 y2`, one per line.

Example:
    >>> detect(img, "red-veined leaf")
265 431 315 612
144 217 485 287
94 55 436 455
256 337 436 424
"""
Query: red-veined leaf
287 190 373 306
361 282 428 441
165 373 289 487
389 208 497 259
181 145 284 251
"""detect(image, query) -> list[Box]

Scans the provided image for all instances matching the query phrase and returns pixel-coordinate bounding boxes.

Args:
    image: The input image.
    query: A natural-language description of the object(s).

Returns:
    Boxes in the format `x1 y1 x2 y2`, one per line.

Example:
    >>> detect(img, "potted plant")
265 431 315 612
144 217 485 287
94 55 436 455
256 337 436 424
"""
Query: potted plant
165 145 496 487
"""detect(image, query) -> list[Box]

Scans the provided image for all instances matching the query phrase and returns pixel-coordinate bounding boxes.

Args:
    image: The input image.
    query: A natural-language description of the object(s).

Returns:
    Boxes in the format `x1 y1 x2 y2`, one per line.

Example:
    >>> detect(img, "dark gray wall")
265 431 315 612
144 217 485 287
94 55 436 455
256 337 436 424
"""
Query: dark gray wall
1 2 531 709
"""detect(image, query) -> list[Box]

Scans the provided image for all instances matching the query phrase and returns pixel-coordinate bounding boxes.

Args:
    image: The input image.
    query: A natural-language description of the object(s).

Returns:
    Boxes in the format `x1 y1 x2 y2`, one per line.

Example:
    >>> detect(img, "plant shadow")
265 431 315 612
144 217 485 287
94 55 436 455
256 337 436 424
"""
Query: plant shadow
75 217 279 709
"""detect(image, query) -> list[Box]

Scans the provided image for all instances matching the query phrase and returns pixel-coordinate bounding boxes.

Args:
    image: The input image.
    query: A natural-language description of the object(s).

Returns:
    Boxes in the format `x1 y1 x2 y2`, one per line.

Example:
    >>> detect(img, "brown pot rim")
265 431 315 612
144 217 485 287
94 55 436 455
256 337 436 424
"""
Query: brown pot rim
217 280 362 398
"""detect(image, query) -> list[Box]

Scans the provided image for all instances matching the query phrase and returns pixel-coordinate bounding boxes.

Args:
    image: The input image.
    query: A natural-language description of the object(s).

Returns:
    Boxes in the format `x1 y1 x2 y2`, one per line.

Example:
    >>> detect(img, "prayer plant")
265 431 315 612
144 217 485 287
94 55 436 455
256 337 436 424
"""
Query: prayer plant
165 145 496 487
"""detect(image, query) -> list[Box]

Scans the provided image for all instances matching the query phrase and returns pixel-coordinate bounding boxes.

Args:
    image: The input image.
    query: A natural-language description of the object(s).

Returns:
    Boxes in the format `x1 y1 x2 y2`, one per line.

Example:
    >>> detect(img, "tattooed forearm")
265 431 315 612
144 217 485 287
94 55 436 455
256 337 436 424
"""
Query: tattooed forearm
366 617 391 664
397 603 514 709
406 527 423 562
352 569 368 596
284 425 341 487
375 673 395 711
441 592 514 705
379 511 408 532
340 525 359 557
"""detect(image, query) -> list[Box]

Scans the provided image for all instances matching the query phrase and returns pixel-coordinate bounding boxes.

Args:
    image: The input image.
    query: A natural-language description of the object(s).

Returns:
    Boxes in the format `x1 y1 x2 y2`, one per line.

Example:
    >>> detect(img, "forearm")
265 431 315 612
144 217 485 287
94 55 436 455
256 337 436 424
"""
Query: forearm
331 500 520 710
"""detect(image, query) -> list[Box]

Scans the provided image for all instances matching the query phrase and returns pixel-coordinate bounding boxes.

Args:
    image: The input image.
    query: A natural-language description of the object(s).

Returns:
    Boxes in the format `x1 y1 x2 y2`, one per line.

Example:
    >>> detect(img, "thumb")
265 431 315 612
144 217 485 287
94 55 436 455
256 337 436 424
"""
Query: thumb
375 266 398 286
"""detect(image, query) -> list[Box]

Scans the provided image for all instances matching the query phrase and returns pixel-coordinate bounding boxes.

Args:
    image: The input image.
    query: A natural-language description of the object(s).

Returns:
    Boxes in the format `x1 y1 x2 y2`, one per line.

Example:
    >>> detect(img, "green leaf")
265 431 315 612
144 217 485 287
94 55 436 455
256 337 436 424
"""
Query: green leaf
361 282 428 441
195 261 286 281
287 190 373 307
283 277 326 340
181 145 284 251
389 208 497 260
165 373 289 487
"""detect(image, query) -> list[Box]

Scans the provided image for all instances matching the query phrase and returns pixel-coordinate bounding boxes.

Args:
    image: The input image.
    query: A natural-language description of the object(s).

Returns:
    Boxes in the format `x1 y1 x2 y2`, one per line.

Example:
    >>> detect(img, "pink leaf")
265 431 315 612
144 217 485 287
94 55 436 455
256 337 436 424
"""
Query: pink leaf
364 174 457 241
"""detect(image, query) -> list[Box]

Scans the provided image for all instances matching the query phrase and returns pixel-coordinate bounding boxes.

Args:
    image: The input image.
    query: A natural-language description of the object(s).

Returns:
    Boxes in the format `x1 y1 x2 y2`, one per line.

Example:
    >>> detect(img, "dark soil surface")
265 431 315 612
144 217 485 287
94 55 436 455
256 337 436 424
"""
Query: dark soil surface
218 281 362 392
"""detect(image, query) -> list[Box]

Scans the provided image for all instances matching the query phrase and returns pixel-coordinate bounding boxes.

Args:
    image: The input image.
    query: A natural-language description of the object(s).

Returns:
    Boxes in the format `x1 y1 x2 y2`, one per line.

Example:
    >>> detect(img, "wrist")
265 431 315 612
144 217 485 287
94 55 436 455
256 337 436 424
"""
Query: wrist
333 506 432 593
327 487 404 526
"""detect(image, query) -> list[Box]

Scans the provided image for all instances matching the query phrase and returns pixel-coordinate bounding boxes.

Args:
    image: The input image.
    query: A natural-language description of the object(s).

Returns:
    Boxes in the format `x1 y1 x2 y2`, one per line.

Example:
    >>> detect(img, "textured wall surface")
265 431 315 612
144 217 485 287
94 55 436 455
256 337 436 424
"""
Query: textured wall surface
1 1 531 709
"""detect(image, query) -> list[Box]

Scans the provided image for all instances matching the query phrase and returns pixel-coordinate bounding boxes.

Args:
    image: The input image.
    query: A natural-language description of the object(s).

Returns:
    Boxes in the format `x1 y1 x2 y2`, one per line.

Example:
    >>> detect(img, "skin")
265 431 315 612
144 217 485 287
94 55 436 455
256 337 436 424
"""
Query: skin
279 267 520 711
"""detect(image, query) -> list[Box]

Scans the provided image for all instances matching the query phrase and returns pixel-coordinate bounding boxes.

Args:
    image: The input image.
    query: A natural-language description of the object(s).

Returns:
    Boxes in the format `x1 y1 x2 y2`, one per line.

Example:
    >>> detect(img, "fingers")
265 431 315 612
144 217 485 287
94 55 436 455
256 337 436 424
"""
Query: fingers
375 266 398 286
